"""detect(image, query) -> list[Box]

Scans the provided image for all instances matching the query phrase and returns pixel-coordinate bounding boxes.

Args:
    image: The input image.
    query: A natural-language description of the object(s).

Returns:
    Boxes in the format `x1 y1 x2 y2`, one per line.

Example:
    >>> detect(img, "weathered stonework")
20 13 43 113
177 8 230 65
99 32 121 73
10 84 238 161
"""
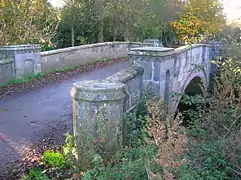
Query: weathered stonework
40 42 153 72
0 44 41 79
128 44 215 113
0 42 153 85
105 65 144 111
0 58 14 84
71 80 127 153
70 65 144 157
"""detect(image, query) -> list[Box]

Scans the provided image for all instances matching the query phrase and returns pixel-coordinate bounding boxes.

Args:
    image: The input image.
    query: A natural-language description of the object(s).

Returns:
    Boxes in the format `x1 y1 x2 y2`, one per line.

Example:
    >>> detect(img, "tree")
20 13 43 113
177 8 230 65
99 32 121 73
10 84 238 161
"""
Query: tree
0 0 59 45
172 0 226 43
56 0 182 47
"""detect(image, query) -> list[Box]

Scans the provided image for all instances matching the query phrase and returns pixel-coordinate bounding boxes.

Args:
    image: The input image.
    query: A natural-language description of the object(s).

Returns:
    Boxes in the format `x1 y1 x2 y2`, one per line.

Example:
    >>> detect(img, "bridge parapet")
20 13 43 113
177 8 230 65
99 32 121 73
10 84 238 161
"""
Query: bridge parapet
71 65 144 157
128 44 214 112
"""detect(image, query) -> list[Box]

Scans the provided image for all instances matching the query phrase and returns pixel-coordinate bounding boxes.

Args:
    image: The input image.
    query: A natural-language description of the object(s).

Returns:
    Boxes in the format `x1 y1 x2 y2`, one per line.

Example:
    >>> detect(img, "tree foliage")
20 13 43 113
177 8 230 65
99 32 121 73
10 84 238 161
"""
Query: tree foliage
56 0 170 47
0 0 59 45
172 0 226 43
1 0 226 47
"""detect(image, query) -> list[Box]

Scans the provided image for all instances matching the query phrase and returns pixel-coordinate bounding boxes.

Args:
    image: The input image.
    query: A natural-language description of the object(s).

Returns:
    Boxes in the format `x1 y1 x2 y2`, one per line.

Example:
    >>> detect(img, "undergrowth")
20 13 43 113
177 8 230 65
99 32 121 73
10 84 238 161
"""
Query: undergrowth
175 56 241 179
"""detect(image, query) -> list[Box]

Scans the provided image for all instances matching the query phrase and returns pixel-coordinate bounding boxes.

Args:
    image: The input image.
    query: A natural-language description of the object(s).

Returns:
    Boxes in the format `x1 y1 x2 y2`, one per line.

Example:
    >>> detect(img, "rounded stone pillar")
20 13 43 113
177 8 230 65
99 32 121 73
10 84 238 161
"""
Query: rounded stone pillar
70 80 127 155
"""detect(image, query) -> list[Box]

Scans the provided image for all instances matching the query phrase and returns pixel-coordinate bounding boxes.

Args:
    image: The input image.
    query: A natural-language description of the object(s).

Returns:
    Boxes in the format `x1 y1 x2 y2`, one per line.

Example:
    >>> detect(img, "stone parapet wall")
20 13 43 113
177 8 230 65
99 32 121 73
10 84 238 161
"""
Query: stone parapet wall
0 42 152 84
105 65 144 111
71 65 144 155
40 42 153 72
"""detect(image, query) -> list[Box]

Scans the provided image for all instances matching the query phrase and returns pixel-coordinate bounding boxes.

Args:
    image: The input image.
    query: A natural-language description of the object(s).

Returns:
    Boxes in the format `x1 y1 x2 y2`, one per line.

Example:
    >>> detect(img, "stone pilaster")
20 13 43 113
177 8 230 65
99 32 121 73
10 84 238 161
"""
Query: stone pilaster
0 44 41 78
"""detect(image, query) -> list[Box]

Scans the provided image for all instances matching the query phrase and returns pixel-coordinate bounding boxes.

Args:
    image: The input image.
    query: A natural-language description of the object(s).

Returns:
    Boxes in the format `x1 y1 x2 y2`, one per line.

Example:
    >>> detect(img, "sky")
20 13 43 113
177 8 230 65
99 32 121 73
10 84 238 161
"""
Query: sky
49 0 65 7
223 0 241 22
49 0 241 21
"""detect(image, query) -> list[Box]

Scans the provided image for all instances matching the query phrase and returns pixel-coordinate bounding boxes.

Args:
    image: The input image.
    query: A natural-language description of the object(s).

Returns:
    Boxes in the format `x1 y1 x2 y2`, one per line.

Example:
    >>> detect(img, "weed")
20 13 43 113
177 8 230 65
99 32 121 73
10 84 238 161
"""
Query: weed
23 168 49 180
145 97 188 179
63 133 78 168
123 98 149 148
43 151 65 168
177 140 239 180
82 145 160 180
54 65 78 72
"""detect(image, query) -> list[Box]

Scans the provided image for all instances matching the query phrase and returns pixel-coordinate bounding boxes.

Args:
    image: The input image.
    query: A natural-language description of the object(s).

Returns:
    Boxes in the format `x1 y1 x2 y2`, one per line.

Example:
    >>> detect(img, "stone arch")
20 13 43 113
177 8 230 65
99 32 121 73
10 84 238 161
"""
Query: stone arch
171 67 208 113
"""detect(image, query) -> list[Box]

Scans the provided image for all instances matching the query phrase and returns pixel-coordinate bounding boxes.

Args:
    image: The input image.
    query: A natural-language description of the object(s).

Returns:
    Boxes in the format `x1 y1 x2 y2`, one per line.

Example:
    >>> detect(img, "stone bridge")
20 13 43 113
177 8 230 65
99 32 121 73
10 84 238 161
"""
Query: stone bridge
71 43 217 153
129 44 214 113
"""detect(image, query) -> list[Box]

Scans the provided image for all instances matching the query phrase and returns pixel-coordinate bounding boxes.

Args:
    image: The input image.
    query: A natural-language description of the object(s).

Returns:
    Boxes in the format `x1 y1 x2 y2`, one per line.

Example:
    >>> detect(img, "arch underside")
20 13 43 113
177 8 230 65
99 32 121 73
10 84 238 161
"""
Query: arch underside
170 68 208 113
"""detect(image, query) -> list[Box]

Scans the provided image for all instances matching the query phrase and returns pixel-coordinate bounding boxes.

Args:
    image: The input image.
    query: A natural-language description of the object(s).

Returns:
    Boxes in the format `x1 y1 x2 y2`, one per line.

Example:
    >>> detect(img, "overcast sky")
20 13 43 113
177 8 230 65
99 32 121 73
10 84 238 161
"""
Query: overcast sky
49 0 241 21
223 0 241 21
49 0 65 7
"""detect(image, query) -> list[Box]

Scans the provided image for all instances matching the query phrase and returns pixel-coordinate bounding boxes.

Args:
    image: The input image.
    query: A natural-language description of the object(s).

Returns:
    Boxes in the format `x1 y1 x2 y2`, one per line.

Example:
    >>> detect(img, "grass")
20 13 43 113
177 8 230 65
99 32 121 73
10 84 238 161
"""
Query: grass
0 73 44 87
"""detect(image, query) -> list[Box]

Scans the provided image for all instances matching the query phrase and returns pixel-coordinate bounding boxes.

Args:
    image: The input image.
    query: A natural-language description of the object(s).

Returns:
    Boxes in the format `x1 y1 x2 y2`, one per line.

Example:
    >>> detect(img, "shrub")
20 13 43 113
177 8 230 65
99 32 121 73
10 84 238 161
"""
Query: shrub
24 168 49 180
82 145 160 180
177 57 241 179
43 151 65 168
177 140 241 180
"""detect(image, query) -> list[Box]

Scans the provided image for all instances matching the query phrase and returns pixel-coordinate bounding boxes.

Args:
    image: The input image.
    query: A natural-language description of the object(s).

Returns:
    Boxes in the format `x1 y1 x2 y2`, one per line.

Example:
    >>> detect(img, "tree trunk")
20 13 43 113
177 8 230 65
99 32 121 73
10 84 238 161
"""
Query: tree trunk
71 24 75 47
98 20 104 42
113 4 118 41
113 19 117 41
71 0 75 47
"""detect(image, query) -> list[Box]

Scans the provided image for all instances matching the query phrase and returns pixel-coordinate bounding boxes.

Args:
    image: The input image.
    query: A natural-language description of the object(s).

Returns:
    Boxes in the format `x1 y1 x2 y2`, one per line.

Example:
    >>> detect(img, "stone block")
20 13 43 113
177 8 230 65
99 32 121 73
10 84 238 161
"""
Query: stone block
0 44 41 79
24 59 34 75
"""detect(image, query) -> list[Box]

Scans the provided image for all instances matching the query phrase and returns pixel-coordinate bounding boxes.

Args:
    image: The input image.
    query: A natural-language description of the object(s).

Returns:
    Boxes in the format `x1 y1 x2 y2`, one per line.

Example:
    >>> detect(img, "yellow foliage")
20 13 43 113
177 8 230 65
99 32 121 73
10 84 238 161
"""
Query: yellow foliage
172 0 226 43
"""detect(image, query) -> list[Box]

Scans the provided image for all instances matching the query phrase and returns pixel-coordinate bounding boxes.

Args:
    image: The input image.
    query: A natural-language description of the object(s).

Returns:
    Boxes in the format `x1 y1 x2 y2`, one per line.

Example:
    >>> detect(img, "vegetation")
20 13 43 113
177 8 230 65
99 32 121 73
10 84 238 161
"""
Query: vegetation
1 0 228 48
0 0 59 46
174 47 241 179
23 168 49 180
43 151 65 168
172 0 225 43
